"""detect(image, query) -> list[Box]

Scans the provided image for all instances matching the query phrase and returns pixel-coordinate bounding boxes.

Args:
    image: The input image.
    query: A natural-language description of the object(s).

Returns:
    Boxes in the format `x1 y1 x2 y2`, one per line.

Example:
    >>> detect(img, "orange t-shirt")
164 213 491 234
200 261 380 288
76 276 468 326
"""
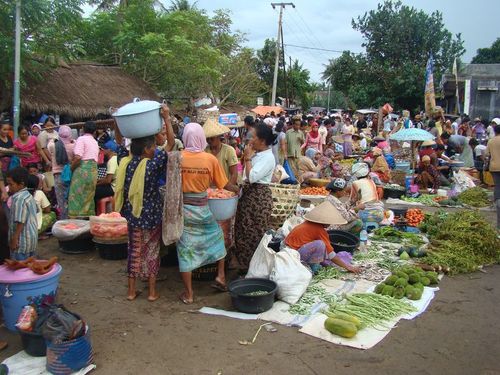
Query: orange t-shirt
285 221 334 254
181 151 228 193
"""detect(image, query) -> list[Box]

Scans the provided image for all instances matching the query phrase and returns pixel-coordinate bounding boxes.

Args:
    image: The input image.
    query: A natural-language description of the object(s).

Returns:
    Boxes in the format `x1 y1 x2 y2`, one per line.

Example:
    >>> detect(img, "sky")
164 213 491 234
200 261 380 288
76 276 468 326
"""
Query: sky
84 0 500 82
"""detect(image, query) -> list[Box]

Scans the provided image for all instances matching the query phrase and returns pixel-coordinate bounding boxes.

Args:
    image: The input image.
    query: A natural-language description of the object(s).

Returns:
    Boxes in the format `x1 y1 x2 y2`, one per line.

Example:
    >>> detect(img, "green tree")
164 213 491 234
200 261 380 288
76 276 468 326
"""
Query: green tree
471 38 500 64
168 0 198 12
323 0 465 111
0 0 85 109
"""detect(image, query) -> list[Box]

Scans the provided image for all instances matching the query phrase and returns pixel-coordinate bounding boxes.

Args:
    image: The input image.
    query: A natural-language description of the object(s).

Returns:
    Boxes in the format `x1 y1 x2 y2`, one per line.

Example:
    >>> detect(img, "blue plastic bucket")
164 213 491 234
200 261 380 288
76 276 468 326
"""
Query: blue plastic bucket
0 264 62 331
46 325 94 375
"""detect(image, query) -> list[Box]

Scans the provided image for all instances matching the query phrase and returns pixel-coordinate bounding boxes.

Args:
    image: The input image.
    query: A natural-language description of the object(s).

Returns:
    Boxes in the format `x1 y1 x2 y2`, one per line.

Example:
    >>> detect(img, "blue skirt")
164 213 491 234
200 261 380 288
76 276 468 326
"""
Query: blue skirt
176 194 226 272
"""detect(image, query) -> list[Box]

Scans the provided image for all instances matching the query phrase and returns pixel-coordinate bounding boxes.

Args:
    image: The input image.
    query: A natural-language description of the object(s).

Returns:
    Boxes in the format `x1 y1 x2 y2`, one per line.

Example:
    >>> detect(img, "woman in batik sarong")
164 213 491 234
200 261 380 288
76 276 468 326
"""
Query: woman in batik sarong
115 105 175 302
177 123 238 304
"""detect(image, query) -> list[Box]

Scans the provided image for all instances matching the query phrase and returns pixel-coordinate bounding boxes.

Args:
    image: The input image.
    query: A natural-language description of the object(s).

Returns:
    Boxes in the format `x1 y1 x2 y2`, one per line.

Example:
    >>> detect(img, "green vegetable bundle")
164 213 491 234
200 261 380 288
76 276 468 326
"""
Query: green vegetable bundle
421 211 500 274
325 293 416 328
457 187 490 208
401 195 439 206
372 226 425 247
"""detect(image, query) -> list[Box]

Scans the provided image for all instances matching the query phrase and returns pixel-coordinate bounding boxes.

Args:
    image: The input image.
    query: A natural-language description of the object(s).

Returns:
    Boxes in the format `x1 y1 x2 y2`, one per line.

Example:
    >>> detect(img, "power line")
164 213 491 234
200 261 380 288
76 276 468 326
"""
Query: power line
284 44 344 54
292 8 329 51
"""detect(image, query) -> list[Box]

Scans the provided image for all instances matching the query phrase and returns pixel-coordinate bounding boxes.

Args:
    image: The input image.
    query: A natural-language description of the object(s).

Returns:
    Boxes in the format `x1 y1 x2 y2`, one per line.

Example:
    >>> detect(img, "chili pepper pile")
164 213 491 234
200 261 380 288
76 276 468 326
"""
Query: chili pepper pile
300 187 329 196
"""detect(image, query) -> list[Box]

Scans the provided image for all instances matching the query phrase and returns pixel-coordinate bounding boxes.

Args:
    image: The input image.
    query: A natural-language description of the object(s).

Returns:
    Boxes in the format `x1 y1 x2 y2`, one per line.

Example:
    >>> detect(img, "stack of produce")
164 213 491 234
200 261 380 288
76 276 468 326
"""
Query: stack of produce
420 211 500 274
374 266 439 301
300 186 329 196
405 208 424 226
207 188 236 198
90 212 128 240
434 195 461 207
456 187 490 207
401 195 440 206
324 293 416 334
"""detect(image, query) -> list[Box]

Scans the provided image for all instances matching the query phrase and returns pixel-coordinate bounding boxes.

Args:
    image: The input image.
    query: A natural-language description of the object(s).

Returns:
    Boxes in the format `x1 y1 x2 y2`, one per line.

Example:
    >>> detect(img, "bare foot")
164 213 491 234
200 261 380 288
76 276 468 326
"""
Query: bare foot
126 290 142 301
147 294 160 302
178 291 193 305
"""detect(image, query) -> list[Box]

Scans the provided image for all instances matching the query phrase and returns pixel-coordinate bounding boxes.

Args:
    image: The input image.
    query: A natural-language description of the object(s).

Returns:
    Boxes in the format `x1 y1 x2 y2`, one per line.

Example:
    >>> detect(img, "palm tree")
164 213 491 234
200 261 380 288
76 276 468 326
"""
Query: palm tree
90 0 166 11
168 0 198 12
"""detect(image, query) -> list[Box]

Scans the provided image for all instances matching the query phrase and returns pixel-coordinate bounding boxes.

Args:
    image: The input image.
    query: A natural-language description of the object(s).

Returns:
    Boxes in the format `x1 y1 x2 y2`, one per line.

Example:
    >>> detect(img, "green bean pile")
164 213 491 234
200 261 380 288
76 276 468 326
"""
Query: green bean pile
326 293 416 328
288 284 339 315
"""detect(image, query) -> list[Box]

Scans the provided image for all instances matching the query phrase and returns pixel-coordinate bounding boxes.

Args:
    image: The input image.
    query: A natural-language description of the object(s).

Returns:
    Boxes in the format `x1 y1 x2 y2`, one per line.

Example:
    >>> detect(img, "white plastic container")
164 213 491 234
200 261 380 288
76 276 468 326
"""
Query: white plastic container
112 98 162 138
208 196 239 221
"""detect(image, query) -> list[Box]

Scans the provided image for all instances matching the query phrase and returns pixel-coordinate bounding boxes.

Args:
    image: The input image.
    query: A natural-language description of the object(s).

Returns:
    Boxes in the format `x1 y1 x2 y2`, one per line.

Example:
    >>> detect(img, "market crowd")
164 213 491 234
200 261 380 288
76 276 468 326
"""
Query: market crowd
0 105 499 303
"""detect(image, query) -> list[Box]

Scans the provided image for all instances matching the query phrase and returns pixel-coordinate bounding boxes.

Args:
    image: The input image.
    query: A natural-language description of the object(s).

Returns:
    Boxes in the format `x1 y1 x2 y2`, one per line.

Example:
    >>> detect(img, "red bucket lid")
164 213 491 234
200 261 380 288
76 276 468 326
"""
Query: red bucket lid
0 263 61 284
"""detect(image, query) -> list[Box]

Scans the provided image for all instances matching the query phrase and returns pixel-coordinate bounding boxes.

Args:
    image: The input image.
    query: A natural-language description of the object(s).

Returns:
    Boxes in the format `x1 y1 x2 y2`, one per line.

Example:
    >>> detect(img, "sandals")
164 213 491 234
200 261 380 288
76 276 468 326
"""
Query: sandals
126 290 142 301
179 292 194 305
210 281 228 292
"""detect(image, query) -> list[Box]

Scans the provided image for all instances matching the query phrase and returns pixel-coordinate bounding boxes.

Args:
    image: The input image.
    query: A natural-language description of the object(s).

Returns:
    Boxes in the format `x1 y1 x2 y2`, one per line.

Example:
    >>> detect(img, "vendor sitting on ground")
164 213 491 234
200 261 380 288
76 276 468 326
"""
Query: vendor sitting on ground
298 148 322 183
325 178 363 235
371 147 391 183
415 155 440 192
285 201 360 274
350 162 385 226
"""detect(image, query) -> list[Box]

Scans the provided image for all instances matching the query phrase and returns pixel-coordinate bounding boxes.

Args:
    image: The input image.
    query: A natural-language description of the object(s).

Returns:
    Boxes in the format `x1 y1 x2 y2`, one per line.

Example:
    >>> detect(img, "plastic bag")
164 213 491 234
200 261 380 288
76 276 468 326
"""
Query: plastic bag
270 247 312 304
52 219 90 241
280 215 305 237
282 160 298 185
246 234 275 279
271 165 290 183
452 170 476 194
42 305 85 344
61 164 72 185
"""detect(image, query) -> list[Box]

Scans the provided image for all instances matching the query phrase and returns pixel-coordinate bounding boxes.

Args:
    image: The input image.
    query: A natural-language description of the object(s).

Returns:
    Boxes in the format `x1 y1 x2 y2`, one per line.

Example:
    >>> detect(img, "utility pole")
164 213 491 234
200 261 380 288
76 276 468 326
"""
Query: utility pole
13 0 21 137
270 2 294 106
280 25 288 108
289 56 294 105
326 74 332 115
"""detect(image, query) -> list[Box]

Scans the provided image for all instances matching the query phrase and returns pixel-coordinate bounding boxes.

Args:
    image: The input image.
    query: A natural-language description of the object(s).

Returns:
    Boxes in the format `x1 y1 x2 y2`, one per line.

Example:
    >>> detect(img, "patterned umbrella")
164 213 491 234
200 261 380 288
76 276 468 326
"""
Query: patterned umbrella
389 128 434 142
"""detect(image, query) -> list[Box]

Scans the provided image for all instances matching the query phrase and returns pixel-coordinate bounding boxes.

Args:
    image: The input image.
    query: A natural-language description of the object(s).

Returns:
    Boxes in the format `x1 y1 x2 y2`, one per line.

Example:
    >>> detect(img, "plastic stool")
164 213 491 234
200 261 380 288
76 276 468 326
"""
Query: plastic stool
363 221 379 233
96 196 115 216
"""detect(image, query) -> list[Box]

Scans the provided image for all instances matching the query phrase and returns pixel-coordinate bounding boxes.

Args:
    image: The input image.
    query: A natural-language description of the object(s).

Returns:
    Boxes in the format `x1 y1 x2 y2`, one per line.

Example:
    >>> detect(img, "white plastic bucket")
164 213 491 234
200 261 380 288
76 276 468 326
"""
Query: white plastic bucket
208 196 238 221
112 98 162 139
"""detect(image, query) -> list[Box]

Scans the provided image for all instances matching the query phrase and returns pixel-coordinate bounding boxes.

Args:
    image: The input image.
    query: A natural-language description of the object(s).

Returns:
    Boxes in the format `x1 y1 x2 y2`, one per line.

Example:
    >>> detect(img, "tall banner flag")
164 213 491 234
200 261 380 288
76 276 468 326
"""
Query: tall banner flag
452 58 461 115
424 54 436 116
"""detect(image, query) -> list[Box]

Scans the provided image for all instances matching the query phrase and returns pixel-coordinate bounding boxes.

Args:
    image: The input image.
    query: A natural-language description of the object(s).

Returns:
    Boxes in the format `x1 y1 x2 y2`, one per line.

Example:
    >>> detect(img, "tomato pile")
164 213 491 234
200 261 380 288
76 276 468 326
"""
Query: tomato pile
90 212 128 239
300 186 329 196
207 188 236 199
405 208 425 227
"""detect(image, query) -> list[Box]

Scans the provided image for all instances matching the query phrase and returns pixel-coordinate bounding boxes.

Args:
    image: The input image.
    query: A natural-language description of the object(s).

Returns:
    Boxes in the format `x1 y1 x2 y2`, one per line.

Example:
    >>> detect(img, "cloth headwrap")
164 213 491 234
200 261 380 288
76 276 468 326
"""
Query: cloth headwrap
373 147 383 156
54 125 72 165
324 148 335 158
352 162 370 178
114 156 150 218
31 124 42 131
305 147 319 160
309 122 319 138
182 122 207 153
422 155 431 162
102 140 118 153
326 178 346 191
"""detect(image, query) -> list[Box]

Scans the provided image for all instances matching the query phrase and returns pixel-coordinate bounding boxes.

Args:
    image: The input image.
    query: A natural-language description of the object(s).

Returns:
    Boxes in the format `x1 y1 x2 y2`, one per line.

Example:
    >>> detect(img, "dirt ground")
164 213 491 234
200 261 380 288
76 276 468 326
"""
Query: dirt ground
1 207 500 375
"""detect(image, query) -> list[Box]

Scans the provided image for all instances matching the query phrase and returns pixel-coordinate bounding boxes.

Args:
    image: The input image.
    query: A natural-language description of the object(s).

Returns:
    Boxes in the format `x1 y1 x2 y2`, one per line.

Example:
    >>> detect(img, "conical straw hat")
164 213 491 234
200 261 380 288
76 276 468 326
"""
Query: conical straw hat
304 201 348 225
203 117 230 138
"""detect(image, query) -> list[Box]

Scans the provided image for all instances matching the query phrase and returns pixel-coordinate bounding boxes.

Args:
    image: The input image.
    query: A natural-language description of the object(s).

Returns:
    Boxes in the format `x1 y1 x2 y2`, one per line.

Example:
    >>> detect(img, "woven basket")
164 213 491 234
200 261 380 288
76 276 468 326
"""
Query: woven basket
268 183 300 229
391 170 407 186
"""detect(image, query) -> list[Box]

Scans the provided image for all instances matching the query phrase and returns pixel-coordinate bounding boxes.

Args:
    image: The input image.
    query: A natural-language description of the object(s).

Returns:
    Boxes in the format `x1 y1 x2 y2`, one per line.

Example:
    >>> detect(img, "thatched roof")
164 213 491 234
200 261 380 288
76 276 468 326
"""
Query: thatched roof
22 62 161 118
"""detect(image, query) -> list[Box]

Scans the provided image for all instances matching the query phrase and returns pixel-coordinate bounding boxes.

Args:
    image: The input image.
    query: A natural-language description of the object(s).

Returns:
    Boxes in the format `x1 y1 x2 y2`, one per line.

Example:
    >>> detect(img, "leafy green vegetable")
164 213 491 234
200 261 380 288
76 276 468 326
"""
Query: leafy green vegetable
457 187 490 207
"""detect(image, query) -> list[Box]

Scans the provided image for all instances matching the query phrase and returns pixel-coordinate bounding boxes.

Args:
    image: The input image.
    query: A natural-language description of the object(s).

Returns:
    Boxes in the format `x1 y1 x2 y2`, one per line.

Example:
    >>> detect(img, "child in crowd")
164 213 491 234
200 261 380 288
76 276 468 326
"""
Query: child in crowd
27 163 50 194
5 167 38 260
27 174 56 238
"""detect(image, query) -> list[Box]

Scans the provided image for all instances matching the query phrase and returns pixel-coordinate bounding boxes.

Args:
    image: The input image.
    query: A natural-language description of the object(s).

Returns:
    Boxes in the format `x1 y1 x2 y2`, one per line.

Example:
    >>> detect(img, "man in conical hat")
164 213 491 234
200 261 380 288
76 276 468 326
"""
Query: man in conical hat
285 201 361 274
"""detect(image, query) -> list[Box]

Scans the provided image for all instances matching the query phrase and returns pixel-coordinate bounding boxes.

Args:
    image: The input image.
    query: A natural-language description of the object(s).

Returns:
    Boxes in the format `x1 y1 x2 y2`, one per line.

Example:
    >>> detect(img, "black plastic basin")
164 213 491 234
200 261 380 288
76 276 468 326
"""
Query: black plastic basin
228 278 277 314
327 230 360 254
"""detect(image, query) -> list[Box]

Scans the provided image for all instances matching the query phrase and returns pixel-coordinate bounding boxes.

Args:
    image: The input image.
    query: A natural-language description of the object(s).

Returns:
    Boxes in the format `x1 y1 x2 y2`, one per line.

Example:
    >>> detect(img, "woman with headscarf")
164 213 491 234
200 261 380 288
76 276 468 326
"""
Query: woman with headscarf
234 124 276 271
47 125 75 219
301 122 322 153
350 163 385 227
371 147 391 183
68 121 100 218
415 155 440 192
298 148 322 183
114 104 175 301
177 123 239 304
94 140 119 207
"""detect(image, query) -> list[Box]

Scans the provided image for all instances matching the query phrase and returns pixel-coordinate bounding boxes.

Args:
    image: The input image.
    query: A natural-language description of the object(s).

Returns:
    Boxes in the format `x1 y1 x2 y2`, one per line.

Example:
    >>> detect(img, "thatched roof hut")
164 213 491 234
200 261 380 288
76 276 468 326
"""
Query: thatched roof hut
22 62 160 119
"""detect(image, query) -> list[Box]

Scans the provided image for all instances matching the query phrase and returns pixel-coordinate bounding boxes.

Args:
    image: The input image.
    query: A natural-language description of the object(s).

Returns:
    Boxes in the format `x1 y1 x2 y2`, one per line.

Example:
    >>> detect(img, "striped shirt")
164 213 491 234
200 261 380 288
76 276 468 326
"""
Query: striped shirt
8 189 38 255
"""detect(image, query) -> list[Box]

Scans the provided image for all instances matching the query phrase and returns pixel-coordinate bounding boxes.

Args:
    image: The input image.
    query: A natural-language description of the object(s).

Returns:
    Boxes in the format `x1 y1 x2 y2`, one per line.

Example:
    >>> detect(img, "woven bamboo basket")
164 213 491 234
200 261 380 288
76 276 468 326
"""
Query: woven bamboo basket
391 169 407 187
268 183 300 230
